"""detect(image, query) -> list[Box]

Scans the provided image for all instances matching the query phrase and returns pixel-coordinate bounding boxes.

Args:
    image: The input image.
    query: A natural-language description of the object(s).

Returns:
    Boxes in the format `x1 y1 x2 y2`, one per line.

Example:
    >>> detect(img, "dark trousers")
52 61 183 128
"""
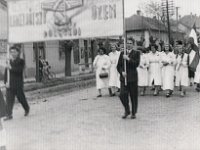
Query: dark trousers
0 90 6 118
6 88 29 117
119 81 138 115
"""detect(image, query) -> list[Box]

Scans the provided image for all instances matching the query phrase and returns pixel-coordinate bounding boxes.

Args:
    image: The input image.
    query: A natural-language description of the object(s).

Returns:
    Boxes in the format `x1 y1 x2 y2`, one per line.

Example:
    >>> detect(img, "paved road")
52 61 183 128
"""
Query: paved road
3 86 200 150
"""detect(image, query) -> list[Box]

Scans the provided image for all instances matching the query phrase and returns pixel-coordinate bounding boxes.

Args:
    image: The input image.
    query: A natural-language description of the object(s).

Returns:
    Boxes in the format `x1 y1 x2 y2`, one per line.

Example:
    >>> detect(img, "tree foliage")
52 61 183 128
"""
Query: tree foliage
138 0 162 18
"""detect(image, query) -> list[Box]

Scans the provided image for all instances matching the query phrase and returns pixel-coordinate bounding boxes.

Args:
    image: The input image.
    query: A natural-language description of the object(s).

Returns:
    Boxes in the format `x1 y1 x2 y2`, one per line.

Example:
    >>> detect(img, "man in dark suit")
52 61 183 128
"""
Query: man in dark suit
4 46 30 120
117 38 140 119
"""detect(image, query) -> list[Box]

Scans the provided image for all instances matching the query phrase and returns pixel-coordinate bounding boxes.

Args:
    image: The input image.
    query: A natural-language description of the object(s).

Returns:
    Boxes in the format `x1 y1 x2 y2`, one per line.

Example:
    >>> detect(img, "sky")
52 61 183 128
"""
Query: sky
124 0 200 18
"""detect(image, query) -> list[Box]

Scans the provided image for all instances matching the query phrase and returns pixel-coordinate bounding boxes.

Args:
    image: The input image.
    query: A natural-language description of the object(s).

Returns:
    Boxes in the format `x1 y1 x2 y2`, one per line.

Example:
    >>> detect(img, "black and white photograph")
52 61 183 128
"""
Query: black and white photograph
0 0 200 149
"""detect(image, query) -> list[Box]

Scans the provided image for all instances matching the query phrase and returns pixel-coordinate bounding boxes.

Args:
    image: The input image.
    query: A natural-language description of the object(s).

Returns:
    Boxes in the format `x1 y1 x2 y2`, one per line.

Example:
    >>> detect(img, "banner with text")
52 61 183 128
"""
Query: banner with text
8 0 124 43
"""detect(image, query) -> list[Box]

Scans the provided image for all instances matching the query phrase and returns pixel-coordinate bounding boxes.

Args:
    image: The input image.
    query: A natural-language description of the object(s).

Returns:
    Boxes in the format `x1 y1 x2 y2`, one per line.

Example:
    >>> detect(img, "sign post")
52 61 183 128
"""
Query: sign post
122 0 127 85
6 2 10 89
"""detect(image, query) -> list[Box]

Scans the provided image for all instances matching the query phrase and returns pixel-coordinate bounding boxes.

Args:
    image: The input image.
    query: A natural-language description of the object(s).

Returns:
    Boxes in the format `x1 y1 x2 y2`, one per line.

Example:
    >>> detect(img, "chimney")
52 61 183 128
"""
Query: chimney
137 10 141 16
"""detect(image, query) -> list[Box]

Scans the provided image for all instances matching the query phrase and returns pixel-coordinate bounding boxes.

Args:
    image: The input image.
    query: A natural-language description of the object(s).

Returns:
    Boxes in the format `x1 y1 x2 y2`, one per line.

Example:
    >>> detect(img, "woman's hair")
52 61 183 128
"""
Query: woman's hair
163 44 173 52
137 46 146 53
10 46 20 52
149 43 158 50
110 43 118 49
99 47 106 54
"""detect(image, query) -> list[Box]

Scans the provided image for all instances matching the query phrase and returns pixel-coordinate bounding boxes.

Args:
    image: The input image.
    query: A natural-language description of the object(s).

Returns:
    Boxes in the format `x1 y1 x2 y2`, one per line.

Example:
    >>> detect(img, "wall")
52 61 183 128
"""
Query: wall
23 40 90 78
45 41 65 74
24 43 35 78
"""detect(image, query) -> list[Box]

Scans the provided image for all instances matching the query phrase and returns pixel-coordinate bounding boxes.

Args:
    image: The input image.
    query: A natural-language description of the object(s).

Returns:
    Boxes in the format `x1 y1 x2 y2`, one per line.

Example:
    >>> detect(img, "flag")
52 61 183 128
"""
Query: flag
188 28 200 72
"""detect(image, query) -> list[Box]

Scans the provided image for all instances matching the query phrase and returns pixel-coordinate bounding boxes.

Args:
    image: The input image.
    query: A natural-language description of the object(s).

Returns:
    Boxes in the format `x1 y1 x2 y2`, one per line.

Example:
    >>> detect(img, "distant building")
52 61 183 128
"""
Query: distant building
173 14 200 39
125 11 169 47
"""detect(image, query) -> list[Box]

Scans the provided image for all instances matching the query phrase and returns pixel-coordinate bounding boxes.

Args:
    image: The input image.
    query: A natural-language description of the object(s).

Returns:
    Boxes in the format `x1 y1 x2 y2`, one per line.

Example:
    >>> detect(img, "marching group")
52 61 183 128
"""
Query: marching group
93 37 200 119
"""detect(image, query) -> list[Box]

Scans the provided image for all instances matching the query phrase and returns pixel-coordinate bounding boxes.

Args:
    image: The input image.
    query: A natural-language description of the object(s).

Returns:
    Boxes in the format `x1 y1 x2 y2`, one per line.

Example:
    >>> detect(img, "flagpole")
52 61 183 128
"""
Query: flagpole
6 1 10 88
122 0 127 86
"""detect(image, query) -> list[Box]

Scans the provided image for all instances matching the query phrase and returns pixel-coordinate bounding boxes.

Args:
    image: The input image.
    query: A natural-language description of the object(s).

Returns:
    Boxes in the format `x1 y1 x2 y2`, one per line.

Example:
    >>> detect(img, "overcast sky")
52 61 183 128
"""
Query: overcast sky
124 0 200 18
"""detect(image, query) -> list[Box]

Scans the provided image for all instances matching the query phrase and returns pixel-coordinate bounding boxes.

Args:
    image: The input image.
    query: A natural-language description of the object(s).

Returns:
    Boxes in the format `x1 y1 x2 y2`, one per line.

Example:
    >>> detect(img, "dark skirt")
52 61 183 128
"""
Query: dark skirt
0 90 6 118
188 68 195 78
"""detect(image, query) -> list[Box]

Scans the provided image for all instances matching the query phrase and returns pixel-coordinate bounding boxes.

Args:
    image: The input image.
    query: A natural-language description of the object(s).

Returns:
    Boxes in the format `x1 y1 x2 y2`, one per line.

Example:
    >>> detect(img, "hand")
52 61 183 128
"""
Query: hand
5 82 10 88
139 65 143 68
122 72 127 78
163 62 169 66
123 55 130 61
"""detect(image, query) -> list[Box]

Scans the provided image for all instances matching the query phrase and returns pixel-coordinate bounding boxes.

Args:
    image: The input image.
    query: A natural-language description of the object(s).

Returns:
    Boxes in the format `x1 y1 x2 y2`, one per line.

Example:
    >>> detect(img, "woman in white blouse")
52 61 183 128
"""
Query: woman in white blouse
93 47 111 97
161 44 176 97
175 45 189 96
137 47 149 96
148 44 162 96
108 43 120 96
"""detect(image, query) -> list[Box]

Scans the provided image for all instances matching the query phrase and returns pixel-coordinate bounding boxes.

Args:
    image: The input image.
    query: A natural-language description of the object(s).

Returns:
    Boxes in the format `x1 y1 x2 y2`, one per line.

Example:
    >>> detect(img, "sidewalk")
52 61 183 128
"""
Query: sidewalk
0 70 96 94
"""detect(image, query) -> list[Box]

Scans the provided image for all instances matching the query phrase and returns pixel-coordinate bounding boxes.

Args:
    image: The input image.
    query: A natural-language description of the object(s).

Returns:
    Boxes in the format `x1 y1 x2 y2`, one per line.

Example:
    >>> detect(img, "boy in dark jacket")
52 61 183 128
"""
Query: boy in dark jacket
4 46 30 120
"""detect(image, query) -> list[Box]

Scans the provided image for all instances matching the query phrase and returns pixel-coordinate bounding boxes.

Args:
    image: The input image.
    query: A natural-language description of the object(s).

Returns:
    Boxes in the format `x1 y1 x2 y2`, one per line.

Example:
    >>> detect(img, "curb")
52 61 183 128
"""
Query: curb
25 73 96 100
24 73 95 92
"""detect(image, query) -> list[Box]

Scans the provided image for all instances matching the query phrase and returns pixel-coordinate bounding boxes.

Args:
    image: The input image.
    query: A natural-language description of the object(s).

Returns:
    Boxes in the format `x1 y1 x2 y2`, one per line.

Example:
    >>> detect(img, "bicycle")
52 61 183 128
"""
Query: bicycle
41 65 56 82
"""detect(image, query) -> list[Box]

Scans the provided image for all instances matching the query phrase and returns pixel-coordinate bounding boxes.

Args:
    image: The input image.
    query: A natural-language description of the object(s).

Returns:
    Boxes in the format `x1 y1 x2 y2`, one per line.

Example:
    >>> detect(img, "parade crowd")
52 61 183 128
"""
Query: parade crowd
93 36 200 119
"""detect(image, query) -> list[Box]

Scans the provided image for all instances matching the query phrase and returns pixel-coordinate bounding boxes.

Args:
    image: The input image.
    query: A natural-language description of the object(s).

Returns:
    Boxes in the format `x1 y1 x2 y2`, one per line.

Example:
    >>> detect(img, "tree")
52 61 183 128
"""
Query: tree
63 40 74 76
139 1 162 18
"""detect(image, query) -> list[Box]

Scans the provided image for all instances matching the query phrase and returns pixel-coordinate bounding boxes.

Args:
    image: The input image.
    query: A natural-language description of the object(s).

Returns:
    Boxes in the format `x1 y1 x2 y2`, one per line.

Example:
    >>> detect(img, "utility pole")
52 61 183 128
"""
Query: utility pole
166 0 171 44
162 0 174 44
176 7 179 38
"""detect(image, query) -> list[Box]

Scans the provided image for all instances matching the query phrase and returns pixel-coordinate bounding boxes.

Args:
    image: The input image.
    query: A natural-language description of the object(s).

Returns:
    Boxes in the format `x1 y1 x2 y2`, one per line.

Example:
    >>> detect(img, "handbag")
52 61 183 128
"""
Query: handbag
99 69 108 78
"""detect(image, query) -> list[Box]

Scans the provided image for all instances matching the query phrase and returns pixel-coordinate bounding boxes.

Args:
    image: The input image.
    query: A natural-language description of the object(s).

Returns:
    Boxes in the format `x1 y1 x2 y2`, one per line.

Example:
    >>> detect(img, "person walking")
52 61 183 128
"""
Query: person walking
175 45 189 97
185 37 200 91
93 47 111 97
161 44 176 97
108 43 120 96
4 46 30 120
117 38 140 119
148 44 162 96
0 89 6 150
137 47 149 96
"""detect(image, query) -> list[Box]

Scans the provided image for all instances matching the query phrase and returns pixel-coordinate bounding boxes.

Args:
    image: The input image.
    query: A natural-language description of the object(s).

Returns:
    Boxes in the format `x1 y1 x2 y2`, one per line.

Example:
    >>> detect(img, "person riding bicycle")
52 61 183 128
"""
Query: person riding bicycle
43 59 51 78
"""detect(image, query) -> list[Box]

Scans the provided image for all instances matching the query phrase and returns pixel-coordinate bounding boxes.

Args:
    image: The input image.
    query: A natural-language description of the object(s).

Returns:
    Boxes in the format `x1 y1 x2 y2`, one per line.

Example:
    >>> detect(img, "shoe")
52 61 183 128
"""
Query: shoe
97 95 102 97
122 112 130 119
180 92 184 97
131 114 136 119
166 93 170 98
153 91 158 96
195 88 200 92
24 109 30 116
110 93 115 97
140 91 144 96
4 115 13 121
169 90 173 95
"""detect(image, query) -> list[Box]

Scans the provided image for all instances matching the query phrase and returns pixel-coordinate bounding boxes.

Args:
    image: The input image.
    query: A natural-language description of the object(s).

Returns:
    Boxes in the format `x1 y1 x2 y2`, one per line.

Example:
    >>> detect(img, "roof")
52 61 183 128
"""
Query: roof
126 14 167 32
0 0 7 7
179 15 200 29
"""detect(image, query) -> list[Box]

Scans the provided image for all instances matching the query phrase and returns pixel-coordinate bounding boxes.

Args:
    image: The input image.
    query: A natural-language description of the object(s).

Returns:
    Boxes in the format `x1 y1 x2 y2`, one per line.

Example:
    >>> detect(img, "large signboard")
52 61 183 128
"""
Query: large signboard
8 0 124 43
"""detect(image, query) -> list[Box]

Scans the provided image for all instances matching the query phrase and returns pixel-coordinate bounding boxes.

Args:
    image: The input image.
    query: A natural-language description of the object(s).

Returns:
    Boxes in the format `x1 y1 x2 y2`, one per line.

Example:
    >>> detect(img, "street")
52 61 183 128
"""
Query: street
3 86 200 150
